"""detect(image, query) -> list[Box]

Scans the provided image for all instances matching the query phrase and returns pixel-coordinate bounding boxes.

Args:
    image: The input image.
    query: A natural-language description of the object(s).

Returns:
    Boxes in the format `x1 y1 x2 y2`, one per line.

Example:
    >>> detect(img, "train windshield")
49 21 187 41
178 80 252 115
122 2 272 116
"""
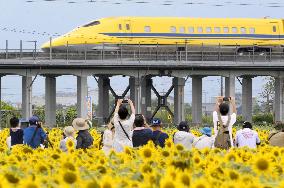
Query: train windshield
82 21 100 27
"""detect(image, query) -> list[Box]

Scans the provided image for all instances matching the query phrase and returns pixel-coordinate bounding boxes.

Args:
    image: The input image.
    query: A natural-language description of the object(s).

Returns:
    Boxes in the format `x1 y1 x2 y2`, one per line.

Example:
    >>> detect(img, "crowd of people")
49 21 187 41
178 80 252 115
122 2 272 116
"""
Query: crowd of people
5 97 284 153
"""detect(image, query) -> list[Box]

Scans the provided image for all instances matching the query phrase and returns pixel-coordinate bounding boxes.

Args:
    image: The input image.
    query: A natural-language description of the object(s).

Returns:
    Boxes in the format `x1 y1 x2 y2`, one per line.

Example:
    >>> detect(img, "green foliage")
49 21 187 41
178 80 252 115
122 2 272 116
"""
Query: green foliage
259 77 275 113
33 106 45 122
252 113 273 125
0 101 21 128
56 106 77 127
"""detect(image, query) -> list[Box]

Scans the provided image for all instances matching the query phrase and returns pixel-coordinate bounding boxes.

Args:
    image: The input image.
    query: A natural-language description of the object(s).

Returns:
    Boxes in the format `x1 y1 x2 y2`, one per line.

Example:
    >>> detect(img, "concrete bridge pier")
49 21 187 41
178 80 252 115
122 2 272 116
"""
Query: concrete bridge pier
173 77 185 125
98 76 110 124
225 75 235 98
129 77 141 114
192 76 203 125
141 76 152 122
45 75 56 127
22 76 33 120
77 76 88 118
242 76 253 122
274 77 284 122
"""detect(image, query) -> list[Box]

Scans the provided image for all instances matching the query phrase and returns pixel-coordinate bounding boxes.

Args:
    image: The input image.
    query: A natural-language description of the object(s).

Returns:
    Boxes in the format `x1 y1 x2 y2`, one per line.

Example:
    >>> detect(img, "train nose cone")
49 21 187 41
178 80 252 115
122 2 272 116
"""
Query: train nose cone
41 37 68 52
41 41 50 52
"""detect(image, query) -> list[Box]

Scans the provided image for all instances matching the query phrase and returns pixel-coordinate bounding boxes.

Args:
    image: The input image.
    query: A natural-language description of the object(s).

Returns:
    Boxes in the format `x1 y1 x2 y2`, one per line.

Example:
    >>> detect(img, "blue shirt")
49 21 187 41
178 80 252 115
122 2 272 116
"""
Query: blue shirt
23 126 47 149
132 128 153 147
152 130 169 148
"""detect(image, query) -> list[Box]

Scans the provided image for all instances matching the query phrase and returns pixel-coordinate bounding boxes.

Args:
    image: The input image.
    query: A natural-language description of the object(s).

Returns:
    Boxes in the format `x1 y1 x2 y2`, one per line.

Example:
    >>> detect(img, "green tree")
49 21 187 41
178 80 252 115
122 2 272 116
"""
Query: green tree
1 101 21 128
259 77 275 113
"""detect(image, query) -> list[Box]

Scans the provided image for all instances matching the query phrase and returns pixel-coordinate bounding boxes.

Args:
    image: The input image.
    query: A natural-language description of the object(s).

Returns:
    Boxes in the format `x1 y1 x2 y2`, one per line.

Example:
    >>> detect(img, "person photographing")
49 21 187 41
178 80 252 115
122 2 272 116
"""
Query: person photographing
23 116 47 149
213 96 237 149
113 99 135 152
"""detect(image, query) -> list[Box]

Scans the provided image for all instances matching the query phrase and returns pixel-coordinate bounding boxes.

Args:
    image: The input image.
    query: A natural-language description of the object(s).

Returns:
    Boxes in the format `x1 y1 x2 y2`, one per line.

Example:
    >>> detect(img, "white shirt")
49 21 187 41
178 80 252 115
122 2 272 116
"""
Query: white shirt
113 113 135 152
213 111 236 147
102 129 114 155
193 135 215 149
173 131 195 150
235 128 260 149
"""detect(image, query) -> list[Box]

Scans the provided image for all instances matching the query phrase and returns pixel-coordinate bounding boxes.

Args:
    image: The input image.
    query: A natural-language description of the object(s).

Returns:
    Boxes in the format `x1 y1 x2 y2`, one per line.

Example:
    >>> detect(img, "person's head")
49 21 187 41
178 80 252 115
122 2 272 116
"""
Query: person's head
29 115 40 126
243 121 252 129
10 117 19 128
219 103 230 116
151 118 161 130
134 114 145 127
201 127 212 137
118 105 129 120
64 126 75 137
177 121 189 132
72 118 89 131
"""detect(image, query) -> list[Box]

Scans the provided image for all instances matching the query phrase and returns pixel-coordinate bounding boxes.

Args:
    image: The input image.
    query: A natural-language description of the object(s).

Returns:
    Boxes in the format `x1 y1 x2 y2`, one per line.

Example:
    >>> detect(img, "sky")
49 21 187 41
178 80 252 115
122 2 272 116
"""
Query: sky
0 0 283 105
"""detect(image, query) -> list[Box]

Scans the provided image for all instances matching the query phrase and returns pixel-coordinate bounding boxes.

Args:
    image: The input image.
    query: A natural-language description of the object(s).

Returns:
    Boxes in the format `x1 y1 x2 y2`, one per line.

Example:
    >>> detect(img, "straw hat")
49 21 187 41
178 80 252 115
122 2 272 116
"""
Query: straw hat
64 126 75 137
72 118 89 131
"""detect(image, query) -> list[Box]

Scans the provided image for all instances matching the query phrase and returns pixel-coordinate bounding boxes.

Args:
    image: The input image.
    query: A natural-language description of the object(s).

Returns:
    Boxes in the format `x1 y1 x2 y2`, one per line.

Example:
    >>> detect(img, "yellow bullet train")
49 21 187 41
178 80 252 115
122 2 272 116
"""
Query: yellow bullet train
41 17 284 53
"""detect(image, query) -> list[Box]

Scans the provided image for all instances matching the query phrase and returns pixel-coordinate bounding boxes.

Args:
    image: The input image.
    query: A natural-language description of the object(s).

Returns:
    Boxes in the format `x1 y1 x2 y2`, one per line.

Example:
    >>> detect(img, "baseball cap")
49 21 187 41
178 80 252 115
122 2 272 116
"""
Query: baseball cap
151 118 161 126
29 115 40 125
243 121 252 129
178 121 189 131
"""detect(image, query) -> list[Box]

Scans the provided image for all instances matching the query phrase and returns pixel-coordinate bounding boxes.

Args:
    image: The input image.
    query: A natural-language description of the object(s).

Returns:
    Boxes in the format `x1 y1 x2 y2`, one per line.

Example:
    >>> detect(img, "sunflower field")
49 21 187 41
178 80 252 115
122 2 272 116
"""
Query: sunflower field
0 127 283 188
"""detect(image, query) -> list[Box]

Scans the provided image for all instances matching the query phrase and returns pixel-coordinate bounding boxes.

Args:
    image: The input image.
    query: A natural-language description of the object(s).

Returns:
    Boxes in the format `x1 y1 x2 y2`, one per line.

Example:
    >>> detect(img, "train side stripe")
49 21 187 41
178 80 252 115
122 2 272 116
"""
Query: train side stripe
101 33 284 39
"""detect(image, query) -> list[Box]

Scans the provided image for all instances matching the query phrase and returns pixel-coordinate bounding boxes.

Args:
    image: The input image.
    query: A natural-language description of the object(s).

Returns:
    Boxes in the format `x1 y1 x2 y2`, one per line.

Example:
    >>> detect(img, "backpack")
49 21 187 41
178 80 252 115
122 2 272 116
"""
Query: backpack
77 131 94 149
214 112 231 150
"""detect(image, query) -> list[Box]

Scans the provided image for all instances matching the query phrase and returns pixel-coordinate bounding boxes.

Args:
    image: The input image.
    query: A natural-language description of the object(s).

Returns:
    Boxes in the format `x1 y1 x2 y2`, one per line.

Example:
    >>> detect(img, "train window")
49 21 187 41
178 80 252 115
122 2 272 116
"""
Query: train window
179 27 185 33
170 26 177 33
240 27 246 34
232 27 238 33
188 27 194 33
223 27 229 33
206 27 212 33
273 26 277 32
144 26 151 33
119 24 122 30
214 27 221 33
126 24 130 30
197 27 203 33
249 28 255 34
82 21 100 27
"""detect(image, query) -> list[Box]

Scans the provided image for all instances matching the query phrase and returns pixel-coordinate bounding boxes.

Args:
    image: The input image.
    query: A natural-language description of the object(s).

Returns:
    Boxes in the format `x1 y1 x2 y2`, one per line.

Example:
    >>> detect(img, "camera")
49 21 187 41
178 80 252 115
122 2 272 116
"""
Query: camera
223 97 231 102
20 120 30 129
122 99 128 104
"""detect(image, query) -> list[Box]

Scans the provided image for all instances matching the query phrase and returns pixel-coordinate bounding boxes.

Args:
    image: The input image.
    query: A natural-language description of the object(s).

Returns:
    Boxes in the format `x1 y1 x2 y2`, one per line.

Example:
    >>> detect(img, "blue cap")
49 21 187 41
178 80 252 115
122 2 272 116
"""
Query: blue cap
151 118 161 126
29 115 40 125
201 127 212 137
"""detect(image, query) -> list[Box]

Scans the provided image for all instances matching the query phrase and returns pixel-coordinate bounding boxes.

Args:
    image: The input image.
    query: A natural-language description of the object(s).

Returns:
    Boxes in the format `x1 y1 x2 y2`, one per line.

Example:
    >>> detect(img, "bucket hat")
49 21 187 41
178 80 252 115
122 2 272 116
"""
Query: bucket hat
72 118 89 131
201 127 212 137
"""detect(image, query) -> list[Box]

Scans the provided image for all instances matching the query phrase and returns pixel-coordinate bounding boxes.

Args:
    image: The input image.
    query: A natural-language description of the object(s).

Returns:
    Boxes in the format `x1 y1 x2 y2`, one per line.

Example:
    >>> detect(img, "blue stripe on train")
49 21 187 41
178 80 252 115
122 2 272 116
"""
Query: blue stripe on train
100 32 284 39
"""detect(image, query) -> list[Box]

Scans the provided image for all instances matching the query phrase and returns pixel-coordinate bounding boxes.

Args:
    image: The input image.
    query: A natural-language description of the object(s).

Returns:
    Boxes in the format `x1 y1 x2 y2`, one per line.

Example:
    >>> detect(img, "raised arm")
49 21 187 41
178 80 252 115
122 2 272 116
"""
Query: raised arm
214 96 223 112
128 99 136 115
142 115 150 128
114 99 123 113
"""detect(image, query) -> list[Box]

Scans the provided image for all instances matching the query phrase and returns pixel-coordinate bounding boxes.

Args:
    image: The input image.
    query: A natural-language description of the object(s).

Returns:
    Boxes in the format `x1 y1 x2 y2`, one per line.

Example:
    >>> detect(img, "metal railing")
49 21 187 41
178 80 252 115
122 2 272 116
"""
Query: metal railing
0 42 284 63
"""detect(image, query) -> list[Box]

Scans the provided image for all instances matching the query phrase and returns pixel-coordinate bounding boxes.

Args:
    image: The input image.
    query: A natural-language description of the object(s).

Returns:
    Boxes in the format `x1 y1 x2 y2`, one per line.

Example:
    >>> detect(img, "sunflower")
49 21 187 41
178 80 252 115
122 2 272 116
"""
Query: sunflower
253 157 271 174
62 171 77 184
141 147 153 159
